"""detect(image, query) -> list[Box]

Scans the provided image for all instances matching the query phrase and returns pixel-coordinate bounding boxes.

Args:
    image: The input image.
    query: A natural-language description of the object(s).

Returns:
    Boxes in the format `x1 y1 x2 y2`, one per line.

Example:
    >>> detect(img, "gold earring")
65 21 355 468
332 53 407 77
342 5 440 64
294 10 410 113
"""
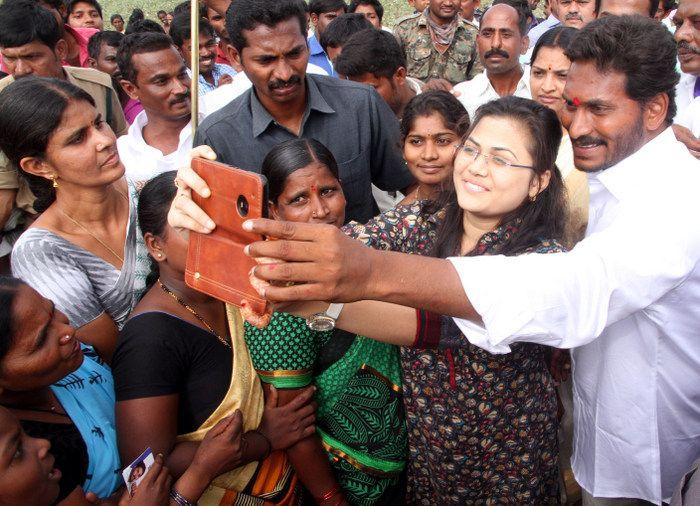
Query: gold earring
51 175 59 188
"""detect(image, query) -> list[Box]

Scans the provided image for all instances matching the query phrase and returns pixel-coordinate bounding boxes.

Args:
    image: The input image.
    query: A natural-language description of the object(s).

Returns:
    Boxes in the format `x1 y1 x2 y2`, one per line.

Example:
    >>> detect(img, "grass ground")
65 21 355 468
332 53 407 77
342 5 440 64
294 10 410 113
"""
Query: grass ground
100 0 415 28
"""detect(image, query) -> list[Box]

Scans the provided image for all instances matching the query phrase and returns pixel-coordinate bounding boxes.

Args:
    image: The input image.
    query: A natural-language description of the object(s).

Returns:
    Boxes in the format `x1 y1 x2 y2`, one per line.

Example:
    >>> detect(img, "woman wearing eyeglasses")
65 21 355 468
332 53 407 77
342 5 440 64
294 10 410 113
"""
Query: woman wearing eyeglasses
291 96 567 504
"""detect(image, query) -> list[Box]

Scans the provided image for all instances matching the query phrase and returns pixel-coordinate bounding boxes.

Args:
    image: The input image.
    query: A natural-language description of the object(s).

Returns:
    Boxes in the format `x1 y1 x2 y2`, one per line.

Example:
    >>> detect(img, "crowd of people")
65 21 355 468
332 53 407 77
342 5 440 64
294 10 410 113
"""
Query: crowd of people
0 0 699 504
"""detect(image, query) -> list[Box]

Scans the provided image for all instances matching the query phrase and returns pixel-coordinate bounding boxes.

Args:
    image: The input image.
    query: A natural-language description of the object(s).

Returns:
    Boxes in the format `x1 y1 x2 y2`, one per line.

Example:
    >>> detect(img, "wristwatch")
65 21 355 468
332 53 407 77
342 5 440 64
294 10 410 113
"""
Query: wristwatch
306 303 345 331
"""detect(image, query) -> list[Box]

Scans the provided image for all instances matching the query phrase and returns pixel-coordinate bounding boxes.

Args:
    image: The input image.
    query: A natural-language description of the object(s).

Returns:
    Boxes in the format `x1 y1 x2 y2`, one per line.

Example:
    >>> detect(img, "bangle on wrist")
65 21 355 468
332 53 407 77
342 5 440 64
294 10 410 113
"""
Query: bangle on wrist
249 429 272 459
169 489 196 506
315 484 341 503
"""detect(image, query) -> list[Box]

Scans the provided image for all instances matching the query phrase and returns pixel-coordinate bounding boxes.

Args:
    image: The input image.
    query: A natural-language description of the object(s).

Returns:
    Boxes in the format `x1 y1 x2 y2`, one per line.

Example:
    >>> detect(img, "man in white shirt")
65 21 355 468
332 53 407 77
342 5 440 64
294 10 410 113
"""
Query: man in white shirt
453 3 531 120
672 0 700 157
116 32 196 183
223 16 698 506
527 0 560 47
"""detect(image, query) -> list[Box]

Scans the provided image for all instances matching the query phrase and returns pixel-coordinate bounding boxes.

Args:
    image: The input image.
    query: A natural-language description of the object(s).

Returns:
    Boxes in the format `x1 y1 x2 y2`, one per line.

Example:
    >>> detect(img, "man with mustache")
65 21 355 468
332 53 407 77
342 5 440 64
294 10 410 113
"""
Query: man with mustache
558 0 597 26
169 13 236 96
453 3 531 119
394 0 481 86
194 0 413 224
116 32 199 183
672 0 700 157
174 15 700 506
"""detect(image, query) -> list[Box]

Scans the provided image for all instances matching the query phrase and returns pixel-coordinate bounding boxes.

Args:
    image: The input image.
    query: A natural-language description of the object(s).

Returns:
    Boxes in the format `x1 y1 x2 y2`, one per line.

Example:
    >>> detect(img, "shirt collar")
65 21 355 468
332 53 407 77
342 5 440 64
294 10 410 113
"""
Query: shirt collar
308 33 324 56
250 75 335 138
595 127 677 201
126 109 200 153
478 68 529 96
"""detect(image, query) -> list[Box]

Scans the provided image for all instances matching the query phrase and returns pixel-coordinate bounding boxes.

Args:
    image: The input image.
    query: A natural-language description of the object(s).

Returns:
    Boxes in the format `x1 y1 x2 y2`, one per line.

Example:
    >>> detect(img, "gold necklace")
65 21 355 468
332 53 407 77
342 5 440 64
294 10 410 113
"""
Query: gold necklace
57 187 129 264
158 280 231 349
414 185 424 201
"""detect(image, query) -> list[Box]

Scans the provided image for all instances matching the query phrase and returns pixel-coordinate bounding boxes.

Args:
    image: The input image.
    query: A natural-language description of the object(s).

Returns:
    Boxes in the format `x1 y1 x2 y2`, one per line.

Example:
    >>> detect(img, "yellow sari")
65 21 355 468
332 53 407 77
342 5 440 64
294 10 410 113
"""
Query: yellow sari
176 306 299 506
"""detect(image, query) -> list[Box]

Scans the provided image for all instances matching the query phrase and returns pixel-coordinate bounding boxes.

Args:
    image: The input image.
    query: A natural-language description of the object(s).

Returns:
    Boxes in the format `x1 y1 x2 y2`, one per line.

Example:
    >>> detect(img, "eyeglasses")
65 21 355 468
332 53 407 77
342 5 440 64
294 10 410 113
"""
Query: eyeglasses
456 144 535 170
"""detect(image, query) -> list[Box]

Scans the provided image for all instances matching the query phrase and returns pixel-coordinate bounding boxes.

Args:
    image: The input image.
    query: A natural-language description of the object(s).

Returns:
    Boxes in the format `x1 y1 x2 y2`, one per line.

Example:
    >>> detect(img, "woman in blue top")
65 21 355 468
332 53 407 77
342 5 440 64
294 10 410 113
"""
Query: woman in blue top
0 277 121 504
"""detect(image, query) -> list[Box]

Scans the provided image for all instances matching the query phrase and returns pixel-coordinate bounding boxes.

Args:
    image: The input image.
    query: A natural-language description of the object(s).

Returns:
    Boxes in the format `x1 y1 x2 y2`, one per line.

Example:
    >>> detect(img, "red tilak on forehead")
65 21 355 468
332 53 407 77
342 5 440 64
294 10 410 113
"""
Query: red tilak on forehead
572 97 582 107
311 184 317 192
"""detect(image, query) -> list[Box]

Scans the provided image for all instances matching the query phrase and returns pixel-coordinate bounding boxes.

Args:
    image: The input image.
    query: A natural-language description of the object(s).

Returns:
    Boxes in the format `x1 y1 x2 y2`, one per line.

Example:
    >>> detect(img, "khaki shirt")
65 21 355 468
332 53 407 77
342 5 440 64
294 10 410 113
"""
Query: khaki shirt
0 66 127 213
394 12 482 85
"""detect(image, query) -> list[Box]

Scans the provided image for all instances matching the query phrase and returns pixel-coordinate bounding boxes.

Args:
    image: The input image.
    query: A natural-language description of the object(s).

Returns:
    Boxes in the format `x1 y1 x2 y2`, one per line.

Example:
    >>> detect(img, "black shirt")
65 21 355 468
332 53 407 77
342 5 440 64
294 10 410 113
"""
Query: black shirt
112 312 232 434
194 74 414 224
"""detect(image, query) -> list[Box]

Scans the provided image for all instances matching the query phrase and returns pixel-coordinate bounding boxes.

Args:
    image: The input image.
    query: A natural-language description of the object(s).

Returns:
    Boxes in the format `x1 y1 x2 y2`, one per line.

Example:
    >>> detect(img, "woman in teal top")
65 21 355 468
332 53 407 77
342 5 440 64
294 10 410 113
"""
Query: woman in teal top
244 139 406 506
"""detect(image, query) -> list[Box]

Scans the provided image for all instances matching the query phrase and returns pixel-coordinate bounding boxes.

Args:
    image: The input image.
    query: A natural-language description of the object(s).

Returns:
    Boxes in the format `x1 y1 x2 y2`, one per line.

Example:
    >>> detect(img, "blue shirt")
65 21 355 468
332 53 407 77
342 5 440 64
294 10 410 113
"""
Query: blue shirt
527 14 560 48
189 63 238 96
308 33 335 77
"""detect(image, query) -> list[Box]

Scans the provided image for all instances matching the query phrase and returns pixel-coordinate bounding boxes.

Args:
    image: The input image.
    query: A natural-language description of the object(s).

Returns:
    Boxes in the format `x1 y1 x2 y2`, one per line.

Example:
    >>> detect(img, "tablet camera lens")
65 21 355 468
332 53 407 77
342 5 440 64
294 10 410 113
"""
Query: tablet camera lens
237 195 249 217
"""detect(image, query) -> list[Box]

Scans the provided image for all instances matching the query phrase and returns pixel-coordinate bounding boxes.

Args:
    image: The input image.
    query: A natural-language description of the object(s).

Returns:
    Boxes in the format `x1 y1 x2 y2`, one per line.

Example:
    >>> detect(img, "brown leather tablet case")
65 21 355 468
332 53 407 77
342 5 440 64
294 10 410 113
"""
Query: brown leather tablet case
185 158 268 314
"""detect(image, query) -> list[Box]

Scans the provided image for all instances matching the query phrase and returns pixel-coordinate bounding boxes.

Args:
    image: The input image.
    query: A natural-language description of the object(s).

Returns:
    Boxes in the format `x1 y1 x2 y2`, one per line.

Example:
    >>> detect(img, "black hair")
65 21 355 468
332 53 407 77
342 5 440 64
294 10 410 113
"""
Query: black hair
6 0 65 12
565 15 678 123
309 0 348 15
226 0 308 54
489 0 531 35
530 25 578 66
157 9 167 16
334 28 404 78
173 1 196 16
110 13 123 22
67 0 102 18
87 30 123 61
0 0 63 50
127 8 144 24
169 13 216 48
0 78 96 213
0 277 23 365
262 139 340 203
594 0 659 17
431 96 566 258
401 90 470 140
138 171 177 289
319 13 373 52
117 31 174 83
124 19 166 35
348 0 384 20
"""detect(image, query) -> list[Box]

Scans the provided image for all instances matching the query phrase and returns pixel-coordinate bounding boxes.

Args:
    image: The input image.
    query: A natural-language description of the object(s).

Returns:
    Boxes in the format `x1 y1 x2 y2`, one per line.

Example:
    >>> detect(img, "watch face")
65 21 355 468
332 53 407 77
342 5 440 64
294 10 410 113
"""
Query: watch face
307 315 335 332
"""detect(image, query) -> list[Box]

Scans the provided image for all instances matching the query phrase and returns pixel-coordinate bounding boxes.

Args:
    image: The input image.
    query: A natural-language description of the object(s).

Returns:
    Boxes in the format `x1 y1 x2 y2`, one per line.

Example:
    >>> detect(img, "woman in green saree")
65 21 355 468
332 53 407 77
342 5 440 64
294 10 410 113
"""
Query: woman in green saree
244 138 407 506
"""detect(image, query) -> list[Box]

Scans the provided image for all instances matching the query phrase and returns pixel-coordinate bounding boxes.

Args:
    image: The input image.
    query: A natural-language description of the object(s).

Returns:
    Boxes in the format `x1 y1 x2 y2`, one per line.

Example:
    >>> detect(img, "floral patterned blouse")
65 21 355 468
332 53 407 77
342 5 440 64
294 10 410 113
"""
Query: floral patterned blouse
345 201 561 505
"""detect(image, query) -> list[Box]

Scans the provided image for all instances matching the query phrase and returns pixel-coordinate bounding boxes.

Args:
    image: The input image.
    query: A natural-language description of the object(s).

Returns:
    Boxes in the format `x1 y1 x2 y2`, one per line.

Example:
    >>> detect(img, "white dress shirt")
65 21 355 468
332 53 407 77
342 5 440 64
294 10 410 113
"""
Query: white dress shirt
677 99 700 137
453 69 531 120
447 127 700 504
527 14 560 48
675 72 699 135
116 110 200 184
200 63 329 116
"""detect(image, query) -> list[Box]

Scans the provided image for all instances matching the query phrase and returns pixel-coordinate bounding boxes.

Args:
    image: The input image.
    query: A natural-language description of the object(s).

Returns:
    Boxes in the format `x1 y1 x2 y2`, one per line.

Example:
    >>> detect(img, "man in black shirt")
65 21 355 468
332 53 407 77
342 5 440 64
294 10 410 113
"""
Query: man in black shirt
195 0 414 223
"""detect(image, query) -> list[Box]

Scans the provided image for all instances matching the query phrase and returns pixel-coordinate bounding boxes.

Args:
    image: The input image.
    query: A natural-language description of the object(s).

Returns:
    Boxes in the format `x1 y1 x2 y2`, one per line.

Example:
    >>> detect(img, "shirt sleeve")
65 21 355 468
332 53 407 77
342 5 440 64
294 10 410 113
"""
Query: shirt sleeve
112 316 187 401
343 202 431 252
448 210 700 353
243 313 318 389
0 151 19 190
11 236 105 327
367 88 414 192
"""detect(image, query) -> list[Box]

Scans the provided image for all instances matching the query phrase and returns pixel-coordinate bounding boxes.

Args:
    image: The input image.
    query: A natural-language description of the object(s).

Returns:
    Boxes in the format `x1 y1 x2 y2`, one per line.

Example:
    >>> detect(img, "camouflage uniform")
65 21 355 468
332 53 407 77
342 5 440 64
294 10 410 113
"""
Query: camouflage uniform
394 11 482 86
